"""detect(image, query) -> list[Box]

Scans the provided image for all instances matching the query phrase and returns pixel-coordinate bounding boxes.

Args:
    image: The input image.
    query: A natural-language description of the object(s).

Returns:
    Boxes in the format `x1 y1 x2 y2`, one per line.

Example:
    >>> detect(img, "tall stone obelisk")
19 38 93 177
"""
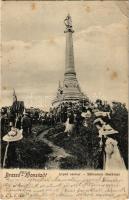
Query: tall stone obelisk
53 14 85 106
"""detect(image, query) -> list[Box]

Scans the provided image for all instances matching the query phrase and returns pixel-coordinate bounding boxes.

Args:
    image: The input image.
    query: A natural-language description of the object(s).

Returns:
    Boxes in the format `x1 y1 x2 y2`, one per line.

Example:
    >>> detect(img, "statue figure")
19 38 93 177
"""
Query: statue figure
64 14 74 32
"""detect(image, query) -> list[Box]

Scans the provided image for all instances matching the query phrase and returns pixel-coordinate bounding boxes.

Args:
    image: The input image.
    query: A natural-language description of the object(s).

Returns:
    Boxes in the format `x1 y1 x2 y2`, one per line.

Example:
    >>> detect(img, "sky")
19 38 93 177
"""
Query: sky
1 1 128 110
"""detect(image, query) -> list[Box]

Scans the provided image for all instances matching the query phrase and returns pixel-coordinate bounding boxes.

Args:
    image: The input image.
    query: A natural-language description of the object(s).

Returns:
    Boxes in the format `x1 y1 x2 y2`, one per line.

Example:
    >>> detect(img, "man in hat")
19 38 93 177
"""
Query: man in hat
93 118 106 169
21 113 32 137
60 103 67 123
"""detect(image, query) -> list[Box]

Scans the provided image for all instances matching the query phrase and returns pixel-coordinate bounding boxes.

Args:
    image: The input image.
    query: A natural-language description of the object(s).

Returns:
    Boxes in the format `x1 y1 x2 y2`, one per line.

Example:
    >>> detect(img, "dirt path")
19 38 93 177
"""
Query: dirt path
37 129 72 169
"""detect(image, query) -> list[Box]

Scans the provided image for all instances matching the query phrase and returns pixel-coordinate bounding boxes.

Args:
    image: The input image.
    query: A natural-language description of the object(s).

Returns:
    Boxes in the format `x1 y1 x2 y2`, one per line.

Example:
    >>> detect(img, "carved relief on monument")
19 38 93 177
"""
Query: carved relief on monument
64 81 78 88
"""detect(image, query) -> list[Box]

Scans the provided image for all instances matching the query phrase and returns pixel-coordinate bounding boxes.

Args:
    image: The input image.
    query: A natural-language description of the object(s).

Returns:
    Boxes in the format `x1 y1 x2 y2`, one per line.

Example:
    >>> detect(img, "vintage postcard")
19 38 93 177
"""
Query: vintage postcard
1 1 129 199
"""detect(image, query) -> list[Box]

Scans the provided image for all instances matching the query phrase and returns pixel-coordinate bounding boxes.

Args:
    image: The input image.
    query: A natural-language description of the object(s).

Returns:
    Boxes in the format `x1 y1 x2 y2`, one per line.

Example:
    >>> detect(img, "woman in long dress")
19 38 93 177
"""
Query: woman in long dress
105 137 126 170
64 111 74 136
94 118 126 170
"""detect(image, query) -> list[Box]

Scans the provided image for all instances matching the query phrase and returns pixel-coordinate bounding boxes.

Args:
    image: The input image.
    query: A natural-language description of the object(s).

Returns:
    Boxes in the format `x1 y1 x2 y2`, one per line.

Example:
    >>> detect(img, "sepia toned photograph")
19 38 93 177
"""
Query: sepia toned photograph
1 1 128 171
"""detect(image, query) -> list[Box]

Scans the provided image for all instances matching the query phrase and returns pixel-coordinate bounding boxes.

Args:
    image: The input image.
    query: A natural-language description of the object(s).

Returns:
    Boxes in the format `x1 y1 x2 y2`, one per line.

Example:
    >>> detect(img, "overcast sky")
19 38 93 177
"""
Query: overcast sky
1 1 128 110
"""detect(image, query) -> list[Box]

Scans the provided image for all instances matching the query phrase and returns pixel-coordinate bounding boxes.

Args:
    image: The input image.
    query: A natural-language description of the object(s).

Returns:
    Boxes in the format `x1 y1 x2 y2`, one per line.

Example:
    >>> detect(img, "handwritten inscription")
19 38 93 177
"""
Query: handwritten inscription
0 170 128 200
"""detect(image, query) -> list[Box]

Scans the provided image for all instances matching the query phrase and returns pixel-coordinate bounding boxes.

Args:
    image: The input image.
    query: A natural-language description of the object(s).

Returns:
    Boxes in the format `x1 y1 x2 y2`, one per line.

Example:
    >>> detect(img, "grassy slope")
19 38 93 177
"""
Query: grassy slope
45 123 101 169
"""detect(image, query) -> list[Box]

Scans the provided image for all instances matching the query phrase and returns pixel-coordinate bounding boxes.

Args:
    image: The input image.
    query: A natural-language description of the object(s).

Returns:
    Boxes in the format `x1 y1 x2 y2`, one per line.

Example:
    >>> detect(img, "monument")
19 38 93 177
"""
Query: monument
52 14 86 106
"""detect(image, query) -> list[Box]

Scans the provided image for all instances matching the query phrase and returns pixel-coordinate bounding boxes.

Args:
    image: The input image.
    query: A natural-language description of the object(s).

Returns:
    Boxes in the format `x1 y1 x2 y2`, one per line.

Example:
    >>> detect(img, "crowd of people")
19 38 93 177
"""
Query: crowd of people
0 99 124 138
48 99 112 133
1 98 127 169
